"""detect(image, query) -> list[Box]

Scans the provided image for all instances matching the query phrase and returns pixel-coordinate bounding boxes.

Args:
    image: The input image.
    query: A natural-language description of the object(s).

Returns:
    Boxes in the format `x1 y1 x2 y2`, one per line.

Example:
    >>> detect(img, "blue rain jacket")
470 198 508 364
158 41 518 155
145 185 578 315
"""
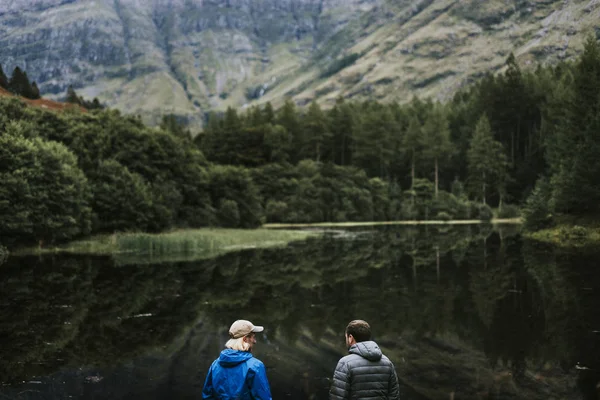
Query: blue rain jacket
202 349 272 400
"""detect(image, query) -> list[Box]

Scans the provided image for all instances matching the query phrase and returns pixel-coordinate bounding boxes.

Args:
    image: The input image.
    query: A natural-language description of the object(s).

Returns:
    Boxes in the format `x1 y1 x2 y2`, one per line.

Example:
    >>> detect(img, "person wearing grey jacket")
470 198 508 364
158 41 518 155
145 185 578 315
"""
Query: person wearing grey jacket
330 320 399 400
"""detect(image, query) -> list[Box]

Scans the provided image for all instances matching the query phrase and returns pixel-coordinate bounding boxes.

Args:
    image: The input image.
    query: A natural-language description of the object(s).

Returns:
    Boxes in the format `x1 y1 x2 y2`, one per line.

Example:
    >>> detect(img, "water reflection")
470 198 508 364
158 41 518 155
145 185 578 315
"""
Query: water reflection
1 225 599 399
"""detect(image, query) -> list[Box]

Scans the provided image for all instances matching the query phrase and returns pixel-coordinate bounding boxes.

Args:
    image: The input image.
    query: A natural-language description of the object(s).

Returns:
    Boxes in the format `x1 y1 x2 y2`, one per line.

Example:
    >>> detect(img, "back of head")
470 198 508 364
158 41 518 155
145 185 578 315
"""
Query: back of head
346 320 371 342
225 319 264 352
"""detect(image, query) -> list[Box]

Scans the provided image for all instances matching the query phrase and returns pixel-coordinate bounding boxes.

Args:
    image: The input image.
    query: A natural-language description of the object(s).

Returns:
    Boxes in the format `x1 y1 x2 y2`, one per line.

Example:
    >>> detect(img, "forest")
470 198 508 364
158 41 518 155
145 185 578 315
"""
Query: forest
1 37 600 248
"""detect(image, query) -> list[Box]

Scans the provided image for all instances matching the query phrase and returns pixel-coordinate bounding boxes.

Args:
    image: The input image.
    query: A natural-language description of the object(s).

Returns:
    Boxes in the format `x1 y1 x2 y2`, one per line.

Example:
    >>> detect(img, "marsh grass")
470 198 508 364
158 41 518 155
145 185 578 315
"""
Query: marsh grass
14 228 318 264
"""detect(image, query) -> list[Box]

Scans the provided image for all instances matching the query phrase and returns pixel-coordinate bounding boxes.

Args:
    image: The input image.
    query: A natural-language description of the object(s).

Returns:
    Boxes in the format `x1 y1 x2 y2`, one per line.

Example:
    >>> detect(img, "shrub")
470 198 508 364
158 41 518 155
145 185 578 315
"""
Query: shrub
522 178 554 231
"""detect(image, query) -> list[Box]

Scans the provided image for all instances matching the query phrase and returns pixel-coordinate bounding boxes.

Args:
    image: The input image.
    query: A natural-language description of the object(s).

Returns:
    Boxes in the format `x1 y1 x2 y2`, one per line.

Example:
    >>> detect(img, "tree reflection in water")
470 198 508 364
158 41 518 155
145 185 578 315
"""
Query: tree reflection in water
0 225 599 399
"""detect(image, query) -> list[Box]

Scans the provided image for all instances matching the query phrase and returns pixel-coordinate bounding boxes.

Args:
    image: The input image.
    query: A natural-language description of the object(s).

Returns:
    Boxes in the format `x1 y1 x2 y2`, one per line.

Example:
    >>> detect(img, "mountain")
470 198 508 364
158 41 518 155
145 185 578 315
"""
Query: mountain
1 0 598 129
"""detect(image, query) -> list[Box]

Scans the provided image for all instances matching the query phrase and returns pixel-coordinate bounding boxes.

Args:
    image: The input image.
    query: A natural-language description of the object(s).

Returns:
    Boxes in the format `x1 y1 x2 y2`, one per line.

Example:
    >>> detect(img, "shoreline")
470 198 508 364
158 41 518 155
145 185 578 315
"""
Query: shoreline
7 220 522 260
262 218 522 228
11 228 319 259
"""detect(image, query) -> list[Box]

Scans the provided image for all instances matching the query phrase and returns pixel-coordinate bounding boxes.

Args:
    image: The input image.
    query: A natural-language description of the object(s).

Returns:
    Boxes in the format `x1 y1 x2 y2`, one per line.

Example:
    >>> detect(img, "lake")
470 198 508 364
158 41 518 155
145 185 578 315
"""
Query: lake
1 225 599 399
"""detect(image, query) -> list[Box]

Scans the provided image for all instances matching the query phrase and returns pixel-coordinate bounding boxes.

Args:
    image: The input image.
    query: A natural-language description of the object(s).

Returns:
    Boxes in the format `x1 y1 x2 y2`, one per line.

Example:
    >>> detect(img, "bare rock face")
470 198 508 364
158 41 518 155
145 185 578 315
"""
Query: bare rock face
0 0 596 129
0 0 379 126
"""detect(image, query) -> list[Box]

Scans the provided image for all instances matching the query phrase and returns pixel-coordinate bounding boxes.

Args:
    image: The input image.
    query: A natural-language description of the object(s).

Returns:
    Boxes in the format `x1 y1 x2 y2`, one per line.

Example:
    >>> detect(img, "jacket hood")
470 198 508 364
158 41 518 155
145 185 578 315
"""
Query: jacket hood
348 340 382 361
218 349 254 367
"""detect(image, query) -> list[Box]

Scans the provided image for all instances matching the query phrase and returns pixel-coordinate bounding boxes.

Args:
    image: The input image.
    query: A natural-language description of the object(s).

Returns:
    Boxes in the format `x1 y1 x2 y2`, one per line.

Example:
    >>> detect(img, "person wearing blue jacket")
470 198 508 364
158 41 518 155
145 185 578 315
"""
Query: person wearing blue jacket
202 319 272 400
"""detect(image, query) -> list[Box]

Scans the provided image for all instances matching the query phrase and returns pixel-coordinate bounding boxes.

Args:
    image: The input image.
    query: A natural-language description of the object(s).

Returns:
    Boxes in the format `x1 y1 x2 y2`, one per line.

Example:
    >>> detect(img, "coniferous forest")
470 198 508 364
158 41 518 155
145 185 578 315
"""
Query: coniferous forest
1 37 600 249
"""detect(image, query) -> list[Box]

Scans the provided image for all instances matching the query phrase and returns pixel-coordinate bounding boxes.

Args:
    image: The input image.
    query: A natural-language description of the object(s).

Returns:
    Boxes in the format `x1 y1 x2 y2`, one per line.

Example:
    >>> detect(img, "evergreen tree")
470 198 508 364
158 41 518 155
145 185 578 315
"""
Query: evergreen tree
277 99 301 162
467 115 509 205
160 114 190 140
9 67 34 98
66 85 81 105
263 102 275 124
354 103 395 179
0 65 8 90
546 37 600 214
328 97 355 166
402 116 423 189
422 106 453 198
303 101 331 162
30 82 41 99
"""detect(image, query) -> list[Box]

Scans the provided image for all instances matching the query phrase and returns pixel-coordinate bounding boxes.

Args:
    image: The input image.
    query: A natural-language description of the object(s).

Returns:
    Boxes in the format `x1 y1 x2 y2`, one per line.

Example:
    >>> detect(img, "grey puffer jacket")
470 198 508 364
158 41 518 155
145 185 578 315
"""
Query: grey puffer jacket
329 341 399 400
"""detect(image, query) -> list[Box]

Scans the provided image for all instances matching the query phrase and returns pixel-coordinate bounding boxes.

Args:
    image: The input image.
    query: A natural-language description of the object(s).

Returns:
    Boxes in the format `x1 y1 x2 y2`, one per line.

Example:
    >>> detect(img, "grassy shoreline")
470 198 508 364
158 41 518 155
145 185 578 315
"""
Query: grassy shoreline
13 228 319 259
9 219 522 262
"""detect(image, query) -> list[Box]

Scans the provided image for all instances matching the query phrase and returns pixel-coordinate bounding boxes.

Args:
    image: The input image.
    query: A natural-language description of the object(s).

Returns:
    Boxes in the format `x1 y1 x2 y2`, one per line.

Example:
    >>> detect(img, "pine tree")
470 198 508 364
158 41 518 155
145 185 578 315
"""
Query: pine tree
262 102 275 124
303 101 331 162
66 85 81 104
276 99 301 162
467 115 509 205
9 67 34 98
402 116 422 189
30 81 41 99
422 106 453 197
0 65 8 90
547 37 600 214
328 97 355 166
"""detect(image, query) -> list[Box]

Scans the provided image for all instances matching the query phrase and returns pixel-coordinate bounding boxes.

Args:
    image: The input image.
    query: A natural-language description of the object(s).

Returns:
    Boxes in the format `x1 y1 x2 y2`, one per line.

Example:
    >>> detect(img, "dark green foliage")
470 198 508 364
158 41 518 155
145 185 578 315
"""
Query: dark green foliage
467 115 509 205
218 199 241 228
0 97 213 247
66 85 79 104
0 124 91 245
160 114 190 140
320 53 360 78
30 82 40 99
89 160 154 232
0 65 8 89
522 178 553 231
208 165 264 228
2 37 600 243
8 67 36 99
474 203 493 221
65 85 104 110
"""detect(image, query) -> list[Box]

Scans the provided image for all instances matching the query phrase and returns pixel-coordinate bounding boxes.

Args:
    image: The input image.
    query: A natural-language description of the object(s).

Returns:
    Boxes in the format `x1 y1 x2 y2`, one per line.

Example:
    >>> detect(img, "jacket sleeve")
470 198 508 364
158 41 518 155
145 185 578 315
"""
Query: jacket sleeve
249 362 272 400
201 364 215 400
329 360 351 400
388 363 399 400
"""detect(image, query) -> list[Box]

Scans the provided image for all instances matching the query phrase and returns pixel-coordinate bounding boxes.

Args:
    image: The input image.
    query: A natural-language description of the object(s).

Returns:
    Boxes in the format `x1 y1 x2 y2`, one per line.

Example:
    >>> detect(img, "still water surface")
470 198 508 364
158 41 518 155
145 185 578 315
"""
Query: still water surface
1 225 599 399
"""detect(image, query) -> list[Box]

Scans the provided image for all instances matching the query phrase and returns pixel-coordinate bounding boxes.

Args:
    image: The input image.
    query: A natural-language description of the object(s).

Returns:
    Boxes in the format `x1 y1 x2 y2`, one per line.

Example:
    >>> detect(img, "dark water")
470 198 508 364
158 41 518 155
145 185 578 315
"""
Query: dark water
1 225 599 399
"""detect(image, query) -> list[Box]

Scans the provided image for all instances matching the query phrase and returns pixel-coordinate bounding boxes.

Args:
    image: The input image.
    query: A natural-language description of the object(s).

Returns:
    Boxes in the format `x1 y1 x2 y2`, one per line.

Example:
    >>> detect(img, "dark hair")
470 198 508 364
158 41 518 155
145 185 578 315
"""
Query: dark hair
345 320 371 342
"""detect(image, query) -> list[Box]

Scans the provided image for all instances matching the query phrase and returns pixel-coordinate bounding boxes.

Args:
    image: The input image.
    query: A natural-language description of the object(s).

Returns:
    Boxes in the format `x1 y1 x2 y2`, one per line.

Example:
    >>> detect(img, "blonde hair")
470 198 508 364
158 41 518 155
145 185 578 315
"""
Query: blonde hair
225 336 251 351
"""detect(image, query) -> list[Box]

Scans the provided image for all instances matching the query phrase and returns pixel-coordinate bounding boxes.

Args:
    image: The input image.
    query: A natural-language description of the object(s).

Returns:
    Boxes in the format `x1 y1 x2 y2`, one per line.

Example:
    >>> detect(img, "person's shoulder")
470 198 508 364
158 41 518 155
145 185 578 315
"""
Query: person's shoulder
247 356 265 369
380 354 395 366
337 353 362 366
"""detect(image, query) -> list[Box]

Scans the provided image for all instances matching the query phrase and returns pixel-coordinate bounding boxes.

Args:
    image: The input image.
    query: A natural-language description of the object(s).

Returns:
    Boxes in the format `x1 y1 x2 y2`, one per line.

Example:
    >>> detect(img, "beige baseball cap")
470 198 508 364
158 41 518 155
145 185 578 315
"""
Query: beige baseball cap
229 320 264 339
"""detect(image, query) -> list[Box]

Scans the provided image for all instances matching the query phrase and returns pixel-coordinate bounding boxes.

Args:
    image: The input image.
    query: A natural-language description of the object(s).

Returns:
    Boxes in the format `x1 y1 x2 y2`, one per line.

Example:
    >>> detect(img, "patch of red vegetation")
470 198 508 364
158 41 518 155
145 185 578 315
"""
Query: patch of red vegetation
0 86 85 112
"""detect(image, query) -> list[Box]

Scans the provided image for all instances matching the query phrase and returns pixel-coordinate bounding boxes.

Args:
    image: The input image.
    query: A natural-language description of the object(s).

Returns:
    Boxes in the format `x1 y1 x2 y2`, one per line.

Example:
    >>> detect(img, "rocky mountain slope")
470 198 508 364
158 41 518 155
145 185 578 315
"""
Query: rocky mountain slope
1 0 598 128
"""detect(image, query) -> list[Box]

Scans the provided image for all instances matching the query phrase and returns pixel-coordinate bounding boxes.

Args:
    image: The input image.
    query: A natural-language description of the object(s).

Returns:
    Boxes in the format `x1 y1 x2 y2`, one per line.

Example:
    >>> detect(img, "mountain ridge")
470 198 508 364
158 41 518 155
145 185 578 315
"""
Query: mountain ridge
0 0 598 129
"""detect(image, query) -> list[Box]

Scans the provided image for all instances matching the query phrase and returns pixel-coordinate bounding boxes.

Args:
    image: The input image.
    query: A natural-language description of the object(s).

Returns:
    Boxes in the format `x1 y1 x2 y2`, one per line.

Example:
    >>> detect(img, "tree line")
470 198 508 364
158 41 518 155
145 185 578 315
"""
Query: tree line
0 65 41 99
1 37 600 246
